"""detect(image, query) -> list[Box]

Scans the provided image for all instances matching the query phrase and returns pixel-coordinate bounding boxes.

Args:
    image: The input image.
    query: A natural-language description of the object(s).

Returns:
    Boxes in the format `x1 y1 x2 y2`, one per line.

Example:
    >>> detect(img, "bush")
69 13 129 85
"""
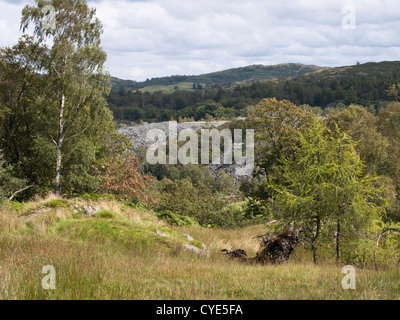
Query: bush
155 210 200 227
44 199 70 208
96 154 157 207
1 200 26 213
217 201 254 228
157 177 226 227
95 210 120 219
80 193 116 202
0 154 28 201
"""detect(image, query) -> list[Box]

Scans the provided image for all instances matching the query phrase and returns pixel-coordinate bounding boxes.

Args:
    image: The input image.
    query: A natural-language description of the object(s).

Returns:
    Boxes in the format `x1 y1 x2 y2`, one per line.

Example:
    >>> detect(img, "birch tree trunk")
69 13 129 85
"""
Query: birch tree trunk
55 93 65 196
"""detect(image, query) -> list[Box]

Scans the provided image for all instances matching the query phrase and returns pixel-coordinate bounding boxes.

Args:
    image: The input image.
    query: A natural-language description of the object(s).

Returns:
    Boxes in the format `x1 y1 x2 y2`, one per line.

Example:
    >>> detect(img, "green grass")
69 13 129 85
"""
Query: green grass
0 195 399 300
139 82 199 93
155 210 201 227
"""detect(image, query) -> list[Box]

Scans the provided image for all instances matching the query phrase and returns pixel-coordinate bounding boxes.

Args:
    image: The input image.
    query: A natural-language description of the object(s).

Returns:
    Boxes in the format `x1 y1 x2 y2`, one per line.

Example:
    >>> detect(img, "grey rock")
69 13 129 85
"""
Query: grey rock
24 213 37 222
181 243 209 257
84 205 100 216
183 234 194 241
156 230 168 237
117 120 251 183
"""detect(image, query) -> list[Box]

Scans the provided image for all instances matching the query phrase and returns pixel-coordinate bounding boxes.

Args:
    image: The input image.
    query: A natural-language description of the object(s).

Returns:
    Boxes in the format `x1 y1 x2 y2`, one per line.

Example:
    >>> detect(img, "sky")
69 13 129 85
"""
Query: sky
0 0 400 81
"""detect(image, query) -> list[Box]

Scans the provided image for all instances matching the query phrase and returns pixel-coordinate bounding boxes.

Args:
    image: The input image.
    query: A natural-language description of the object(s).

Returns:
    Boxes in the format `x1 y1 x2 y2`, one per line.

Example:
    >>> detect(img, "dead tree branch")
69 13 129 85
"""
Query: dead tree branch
8 185 37 201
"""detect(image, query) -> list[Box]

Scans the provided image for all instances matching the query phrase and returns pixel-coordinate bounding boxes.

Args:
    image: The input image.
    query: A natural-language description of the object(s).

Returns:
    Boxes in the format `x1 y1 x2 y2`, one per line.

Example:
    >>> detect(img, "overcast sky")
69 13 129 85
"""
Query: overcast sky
1 0 400 81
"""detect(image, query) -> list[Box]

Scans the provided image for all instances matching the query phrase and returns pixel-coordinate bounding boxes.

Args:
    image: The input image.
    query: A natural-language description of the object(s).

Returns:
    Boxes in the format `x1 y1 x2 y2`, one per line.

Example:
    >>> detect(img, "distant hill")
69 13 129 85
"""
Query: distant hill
296 61 400 82
107 60 400 123
110 63 326 92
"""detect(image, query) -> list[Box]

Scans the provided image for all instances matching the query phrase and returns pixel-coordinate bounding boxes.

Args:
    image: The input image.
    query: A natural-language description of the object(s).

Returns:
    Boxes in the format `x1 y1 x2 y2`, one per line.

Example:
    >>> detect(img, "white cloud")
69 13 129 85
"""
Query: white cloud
0 1 27 46
1 0 400 80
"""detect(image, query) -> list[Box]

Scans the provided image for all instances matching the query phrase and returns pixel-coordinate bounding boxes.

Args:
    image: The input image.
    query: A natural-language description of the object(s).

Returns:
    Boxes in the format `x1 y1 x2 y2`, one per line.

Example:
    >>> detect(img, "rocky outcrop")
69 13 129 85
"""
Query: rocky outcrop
181 243 209 257
84 205 100 216
117 121 250 182
118 121 228 152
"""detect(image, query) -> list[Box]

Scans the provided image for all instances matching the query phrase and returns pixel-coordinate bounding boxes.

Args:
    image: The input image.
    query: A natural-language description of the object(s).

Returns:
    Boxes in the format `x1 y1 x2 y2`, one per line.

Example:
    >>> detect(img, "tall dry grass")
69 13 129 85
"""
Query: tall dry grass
1 197 400 300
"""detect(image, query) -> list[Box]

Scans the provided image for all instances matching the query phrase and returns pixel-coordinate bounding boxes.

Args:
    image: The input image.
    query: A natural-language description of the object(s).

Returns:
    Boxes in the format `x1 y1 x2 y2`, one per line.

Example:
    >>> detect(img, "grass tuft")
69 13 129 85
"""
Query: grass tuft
1 197 399 299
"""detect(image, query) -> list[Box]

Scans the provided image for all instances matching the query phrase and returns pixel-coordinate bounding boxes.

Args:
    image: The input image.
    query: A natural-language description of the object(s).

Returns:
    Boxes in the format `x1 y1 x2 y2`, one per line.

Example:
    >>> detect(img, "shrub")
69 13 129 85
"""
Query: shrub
157 177 226 227
156 210 201 227
80 193 116 202
44 199 70 208
95 210 119 219
1 200 26 213
96 154 157 207
0 153 28 201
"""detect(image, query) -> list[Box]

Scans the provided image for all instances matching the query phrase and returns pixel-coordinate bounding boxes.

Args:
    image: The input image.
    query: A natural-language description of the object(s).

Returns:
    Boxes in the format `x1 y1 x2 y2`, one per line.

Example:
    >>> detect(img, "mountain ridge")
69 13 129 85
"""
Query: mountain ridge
110 63 328 92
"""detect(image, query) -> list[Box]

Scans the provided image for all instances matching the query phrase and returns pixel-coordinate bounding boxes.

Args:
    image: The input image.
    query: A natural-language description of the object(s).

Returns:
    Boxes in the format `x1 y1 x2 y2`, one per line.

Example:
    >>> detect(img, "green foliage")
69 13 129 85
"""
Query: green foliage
249 97 315 180
327 105 389 176
95 210 120 219
218 200 263 228
155 210 201 227
247 98 389 263
386 83 400 101
326 102 400 222
157 177 226 227
0 153 28 202
377 102 400 190
19 0 114 195
374 222 400 266
79 193 116 202
1 201 27 213
60 138 103 195
269 118 387 262
0 2 121 198
44 199 70 208
108 61 400 122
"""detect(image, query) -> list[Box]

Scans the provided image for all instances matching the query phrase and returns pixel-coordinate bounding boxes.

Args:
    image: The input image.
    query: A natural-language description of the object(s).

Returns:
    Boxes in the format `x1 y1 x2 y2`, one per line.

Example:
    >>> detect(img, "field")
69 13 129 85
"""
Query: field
0 195 399 300
138 82 199 93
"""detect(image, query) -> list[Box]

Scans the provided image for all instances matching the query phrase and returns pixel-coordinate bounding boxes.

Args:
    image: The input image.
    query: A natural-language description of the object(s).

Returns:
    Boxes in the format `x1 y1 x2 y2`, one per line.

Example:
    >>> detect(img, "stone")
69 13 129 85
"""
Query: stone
117 120 251 182
84 205 100 216
24 213 37 222
181 243 209 257
183 234 194 241
156 230 168 237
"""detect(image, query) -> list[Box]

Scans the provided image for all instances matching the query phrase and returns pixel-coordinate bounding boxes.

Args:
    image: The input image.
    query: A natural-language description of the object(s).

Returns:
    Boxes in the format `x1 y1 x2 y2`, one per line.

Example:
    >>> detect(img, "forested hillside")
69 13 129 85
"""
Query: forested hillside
110 63 324 91
108 61 400 122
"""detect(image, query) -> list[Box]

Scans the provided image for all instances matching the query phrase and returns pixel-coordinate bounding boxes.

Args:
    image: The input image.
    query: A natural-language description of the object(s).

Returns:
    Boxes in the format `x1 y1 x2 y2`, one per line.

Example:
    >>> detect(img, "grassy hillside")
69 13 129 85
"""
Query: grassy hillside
302 60 400 80
109 61 400 94
1 195 399 300
110 63 325 92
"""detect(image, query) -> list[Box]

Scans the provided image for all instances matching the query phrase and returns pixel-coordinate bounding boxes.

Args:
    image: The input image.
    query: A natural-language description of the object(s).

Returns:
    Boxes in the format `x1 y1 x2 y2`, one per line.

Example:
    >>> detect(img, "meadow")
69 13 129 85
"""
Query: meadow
0 195 399 300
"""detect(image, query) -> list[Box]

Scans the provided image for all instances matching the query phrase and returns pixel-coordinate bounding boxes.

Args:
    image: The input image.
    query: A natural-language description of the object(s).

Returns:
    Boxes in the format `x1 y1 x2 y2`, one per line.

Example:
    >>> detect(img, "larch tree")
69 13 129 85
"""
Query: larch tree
268 119 387 264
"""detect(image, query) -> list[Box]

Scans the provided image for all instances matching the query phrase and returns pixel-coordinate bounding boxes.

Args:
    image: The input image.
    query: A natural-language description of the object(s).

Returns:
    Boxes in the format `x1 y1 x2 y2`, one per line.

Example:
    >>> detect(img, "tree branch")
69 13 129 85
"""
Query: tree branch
374 227 400 269
8 185 37 201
